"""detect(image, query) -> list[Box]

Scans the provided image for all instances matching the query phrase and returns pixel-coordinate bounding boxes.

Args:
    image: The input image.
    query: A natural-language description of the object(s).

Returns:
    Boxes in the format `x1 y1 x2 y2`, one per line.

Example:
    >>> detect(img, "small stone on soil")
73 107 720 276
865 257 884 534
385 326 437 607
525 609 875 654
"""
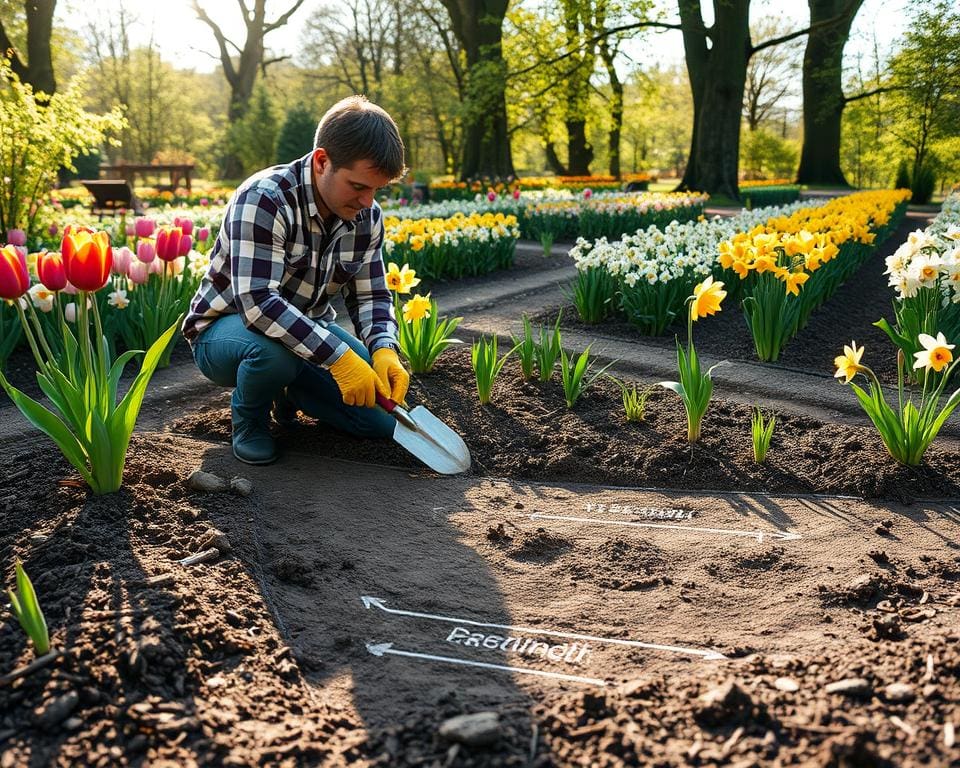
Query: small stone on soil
230 476 253 496
883 683 916 703
823 678 872 697
34 691 79 729
199 528 232 554
438 712 500 746
187 470 228 493
773 677 799 693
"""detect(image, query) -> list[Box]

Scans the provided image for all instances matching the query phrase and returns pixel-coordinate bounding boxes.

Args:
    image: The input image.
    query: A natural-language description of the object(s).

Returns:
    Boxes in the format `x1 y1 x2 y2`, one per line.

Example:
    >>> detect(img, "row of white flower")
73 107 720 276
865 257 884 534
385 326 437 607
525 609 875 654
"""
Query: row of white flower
884 192 960 302
377 189 704 221
568 200 820 287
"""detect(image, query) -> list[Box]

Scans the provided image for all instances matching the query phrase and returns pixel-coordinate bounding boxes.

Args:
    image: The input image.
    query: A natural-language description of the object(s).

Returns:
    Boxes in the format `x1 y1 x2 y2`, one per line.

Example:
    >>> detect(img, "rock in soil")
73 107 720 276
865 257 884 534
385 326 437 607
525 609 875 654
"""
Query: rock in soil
34 691 79 729
230 476 253 496
824 678 873 697
187 470 227 493
438 712 501 746
883 682 916 703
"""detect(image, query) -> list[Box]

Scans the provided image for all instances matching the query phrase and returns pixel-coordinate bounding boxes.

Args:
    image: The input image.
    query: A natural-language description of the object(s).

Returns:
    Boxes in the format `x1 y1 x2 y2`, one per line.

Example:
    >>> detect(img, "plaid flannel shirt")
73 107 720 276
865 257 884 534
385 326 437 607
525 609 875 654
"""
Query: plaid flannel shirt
182 153 398 367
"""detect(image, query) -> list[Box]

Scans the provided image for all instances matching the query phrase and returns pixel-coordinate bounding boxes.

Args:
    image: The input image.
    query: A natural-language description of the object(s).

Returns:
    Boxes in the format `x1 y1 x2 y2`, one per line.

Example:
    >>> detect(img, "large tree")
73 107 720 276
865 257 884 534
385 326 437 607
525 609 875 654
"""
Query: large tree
886 0 960 186
795 0 864 186
677 0 853 197
0 0 56 96
193 0 305 176
439 0 513 179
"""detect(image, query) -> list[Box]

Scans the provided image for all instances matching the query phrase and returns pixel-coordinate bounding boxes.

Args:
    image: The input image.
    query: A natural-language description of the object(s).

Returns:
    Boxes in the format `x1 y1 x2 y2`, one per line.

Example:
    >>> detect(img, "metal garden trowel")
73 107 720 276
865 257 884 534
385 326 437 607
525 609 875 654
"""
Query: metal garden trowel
376 394 471 475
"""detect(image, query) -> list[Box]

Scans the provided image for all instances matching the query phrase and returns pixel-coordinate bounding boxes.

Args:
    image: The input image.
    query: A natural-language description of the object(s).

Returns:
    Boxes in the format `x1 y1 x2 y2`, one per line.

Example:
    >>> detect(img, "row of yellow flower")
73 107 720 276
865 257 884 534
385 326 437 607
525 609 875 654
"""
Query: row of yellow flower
718 190 910 294
739 178 795 188
717 189 911 361
382 212 521 280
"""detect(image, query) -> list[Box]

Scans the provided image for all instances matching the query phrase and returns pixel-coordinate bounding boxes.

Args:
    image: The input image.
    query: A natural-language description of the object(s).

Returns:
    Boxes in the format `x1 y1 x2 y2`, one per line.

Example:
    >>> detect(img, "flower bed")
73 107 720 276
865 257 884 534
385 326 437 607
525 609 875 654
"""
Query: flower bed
719 189 909 359
876 192 960 381
740 184 801 208
382 212 520 280
569 200 815 334
568 191 909 347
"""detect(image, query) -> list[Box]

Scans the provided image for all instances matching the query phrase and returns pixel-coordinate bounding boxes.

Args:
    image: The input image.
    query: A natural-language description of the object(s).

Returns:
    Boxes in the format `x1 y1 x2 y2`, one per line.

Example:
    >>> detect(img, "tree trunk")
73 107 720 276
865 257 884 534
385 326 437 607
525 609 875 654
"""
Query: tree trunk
545 139 568 176
796 0 863 186
601 55 623 177
677 0 749 199
676 0 706 191
194 0 305 178
0 0 57 96
440 0 513 179
566 119 593 175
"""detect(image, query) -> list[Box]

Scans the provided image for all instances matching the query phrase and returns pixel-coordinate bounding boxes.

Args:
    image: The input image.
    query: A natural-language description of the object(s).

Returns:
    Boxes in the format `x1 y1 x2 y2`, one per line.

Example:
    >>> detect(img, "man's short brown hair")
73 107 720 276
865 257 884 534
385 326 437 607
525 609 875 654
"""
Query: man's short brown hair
314 96 407 181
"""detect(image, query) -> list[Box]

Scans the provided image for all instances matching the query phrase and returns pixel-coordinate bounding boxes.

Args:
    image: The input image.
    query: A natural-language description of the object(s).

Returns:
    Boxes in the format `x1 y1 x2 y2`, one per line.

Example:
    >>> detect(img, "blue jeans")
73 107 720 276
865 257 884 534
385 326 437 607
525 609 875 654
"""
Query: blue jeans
191 313 394 439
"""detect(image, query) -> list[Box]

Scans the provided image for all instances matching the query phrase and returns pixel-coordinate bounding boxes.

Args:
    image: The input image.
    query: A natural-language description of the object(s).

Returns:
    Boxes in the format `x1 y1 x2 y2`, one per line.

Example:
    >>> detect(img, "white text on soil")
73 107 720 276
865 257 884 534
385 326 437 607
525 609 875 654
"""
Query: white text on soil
446 626 592 665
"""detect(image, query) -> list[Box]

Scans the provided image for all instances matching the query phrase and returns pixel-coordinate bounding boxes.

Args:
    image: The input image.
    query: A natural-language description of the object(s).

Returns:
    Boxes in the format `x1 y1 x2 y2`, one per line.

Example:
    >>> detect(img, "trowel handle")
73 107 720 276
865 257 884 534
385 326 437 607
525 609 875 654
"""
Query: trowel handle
376 393 417 430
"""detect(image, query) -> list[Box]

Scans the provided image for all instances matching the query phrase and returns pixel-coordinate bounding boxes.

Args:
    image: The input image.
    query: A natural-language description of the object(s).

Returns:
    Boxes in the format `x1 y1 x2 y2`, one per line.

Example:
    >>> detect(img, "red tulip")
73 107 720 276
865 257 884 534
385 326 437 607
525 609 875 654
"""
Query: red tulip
0 243 29 299
37 251 67 291
155 227 183 262
61 228 112 291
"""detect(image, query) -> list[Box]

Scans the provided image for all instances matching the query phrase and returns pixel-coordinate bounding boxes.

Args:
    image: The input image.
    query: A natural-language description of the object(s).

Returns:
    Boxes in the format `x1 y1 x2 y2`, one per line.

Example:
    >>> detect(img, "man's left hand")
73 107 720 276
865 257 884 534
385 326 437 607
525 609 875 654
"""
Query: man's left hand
372 348 410 404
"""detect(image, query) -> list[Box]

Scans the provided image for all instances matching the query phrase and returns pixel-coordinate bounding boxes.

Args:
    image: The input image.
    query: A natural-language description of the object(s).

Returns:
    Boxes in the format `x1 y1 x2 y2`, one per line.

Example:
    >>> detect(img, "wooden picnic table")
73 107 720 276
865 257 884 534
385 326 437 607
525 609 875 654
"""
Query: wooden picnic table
99 162 195 193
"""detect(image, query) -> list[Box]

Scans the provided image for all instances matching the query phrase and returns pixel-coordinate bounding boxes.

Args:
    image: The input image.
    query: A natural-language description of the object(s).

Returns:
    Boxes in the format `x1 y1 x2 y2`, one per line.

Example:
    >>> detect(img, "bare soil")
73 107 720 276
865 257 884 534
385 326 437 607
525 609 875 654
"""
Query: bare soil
2 343 959 767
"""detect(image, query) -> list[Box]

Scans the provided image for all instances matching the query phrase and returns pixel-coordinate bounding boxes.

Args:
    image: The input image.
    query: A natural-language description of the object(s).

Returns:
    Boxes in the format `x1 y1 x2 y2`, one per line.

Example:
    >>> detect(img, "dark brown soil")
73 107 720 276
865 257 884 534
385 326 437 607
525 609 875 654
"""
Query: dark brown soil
174 348 960 502
3 218 959 768
2 429 958 767
539 216 926 387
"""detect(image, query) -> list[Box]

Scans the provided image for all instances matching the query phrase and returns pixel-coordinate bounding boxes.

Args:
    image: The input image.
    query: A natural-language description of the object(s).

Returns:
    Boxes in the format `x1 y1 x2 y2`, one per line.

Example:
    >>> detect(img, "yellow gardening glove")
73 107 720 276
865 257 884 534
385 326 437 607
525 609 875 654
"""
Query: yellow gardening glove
372 347 410 404
328 349 389 408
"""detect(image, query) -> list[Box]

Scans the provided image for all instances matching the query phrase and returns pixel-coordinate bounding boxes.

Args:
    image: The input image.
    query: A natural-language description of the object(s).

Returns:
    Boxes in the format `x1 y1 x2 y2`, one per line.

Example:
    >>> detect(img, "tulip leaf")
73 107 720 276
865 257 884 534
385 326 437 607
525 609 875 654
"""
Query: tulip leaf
0 372 94 487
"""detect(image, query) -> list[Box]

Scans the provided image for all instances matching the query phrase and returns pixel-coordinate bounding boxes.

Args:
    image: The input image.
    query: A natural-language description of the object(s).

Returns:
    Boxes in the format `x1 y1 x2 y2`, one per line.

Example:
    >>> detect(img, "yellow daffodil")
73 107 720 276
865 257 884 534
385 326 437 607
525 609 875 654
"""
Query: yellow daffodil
402 293 432 322
386 262 420 294
385 262 404 292
834 341 865 383
783 270 809 296
913 332 955 373
732 260 750 279
689 276 726 321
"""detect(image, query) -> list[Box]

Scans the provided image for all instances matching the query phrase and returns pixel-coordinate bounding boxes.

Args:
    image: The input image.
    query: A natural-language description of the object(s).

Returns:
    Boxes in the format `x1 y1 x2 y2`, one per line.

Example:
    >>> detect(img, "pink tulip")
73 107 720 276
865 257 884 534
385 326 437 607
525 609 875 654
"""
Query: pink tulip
48 223 59 237
125 224 136 237
127 259 150 285
179 234 192 256
136 240 156 264
487 191 497 202
149 256 164 275
6 229 26 247
583 188 593 199
61 280 78 295
199 197 209 207
155 227 182 262
113 246 133 275
512 189 521 200
174 217 194 236
37 251 67 291
197 227 210 242
134 217 156 238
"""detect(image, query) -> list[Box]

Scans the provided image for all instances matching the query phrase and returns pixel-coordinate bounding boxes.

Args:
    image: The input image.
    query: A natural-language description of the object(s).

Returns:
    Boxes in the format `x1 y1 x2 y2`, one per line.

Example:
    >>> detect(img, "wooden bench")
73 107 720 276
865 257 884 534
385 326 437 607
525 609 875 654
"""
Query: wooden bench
80 179 143 217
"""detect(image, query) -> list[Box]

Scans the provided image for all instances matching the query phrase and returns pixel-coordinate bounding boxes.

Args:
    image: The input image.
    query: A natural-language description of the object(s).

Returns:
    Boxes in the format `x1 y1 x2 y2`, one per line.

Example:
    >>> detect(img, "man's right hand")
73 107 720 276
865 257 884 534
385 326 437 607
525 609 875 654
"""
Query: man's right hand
328 349 390 408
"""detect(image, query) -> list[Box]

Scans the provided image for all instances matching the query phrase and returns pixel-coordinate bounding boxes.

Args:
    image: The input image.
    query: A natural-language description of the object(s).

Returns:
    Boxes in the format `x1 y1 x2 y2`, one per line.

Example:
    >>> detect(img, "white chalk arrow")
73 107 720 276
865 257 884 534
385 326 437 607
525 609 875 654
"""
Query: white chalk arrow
365 641 607 686
529 513 802 543
361 596 725 660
